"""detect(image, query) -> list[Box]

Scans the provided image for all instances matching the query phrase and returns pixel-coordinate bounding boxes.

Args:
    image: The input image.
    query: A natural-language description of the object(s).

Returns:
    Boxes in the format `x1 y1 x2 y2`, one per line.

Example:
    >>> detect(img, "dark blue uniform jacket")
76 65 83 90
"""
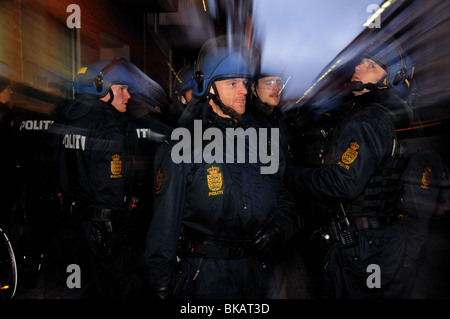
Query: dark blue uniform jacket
58 95 141 209
285 92 397 205
146 108 297 288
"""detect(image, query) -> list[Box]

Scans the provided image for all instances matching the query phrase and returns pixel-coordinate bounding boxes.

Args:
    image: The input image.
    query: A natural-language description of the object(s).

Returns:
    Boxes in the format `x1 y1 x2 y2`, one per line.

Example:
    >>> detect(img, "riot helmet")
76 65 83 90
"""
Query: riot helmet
192 35 254 98
359 36 415 99
0 61 18 93
250 56 290 114
73 58 169 114
173 64 195 104
0 76 10 94
73 58 134 98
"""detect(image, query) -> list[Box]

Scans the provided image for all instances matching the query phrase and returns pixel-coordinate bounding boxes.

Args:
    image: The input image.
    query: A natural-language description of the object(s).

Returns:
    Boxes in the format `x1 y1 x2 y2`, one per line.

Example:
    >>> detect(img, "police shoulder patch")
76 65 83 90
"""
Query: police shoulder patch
338 140 361 170
420 166 432 189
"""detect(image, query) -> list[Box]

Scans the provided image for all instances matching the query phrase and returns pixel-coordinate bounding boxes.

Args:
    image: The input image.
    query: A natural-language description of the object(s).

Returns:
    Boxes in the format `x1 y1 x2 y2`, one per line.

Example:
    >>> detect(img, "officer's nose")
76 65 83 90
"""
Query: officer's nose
124 88 131 100
238 82 248 95
273 82 282 91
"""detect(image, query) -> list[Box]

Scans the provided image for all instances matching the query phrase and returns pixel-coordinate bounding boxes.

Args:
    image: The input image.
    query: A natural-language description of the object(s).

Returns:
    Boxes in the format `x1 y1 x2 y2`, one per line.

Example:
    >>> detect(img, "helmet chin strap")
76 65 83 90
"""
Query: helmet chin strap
208 82 242 121
104 88 114 104
344 77 387 92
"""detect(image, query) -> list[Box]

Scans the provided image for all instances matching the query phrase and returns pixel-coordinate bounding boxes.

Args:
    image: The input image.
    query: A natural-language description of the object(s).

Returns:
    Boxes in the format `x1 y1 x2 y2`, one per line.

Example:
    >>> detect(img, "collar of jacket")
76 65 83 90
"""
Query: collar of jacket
206 107 257 130
353 88 414 133
64 94 127 123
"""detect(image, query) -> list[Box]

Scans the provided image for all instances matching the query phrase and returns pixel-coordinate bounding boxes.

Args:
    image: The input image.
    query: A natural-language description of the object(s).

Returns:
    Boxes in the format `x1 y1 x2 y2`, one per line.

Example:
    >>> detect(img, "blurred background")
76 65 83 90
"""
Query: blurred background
0 0 448 148
0 0 449 298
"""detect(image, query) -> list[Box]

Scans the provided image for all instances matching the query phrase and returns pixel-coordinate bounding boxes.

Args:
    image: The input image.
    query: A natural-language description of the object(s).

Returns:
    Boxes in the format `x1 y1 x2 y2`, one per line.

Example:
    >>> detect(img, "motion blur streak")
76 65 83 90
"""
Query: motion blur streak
0 0 449 299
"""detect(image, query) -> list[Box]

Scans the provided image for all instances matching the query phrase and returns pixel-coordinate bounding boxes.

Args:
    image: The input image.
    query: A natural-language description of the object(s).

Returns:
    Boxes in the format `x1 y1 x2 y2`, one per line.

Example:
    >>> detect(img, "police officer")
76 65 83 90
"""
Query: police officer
174 64 195 108
0 75 17 229
285 37 417 298
126 79 174 248
162 64 195 127
250 71 283 115
9 80 66 289
248 64 295 174
145 35 298 299
247 65 300 297
57 58 151 298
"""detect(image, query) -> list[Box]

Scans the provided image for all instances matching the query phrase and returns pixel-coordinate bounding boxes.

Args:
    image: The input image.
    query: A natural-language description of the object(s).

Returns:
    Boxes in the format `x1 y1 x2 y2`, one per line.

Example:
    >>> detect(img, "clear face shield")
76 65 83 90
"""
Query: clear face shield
74 58 170 118
115 60 171 118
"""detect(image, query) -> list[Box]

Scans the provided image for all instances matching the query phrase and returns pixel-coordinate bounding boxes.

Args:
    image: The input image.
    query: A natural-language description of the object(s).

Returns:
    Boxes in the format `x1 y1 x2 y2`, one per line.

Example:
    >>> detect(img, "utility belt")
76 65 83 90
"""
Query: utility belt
67 202 123 221
352 215 400 231
179 235 253 260
312 213 401 250
66 196 139 222
90 207 122 222
74 198 139 259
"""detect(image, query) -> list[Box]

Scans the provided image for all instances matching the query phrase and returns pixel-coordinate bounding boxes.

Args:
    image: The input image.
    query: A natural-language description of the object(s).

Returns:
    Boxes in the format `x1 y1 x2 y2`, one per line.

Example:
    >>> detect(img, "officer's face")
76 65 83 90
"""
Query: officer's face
210 78 248 116
108 84 131 113
254 76 283 111
0 86 13 104
352 58 387 96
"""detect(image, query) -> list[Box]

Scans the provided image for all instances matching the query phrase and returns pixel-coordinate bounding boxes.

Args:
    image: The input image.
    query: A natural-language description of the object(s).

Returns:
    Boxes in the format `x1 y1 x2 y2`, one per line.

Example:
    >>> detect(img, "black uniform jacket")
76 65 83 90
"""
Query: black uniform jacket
285 90 398 204
146 106 297 288
58 95 141 210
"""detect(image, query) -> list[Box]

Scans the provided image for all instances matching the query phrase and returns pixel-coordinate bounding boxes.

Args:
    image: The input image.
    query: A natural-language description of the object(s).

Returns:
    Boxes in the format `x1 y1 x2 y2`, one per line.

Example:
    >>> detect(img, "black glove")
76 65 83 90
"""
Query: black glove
153 286 172 299
87 221 114 259
249 223 284 259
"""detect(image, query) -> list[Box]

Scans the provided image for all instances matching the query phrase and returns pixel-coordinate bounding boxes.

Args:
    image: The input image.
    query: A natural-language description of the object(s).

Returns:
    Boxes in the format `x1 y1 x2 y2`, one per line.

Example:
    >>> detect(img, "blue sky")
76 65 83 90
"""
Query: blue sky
251 0 382 99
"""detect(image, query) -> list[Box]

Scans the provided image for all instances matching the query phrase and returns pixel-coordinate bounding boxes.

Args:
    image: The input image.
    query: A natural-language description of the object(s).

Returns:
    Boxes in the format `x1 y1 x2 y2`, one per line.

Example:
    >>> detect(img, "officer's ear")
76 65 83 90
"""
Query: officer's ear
99 91 112 103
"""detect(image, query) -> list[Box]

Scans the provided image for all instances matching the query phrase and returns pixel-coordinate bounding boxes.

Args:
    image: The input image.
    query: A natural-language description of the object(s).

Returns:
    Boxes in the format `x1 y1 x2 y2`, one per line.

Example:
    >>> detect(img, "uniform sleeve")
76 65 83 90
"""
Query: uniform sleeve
272 183 300 241
85 124 126 208
145 141 186 289
285 114 394 202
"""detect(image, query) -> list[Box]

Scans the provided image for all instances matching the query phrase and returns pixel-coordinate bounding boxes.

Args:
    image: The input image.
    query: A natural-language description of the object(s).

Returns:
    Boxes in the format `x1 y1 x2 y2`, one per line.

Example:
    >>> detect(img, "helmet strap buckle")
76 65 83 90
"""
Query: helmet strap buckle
94 75 104 93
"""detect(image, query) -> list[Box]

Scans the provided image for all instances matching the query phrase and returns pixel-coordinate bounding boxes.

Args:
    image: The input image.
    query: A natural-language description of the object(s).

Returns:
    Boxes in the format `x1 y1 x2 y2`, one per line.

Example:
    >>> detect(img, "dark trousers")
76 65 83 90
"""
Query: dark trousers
82 219 148 299
322 223 407 299
174 256 273 299
52 214 148 299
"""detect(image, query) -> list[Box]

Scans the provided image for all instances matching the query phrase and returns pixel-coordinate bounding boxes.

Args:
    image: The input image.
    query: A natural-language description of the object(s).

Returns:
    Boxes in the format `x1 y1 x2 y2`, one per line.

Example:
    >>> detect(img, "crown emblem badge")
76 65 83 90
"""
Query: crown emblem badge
111 153 122 178
420 166 432 189
205 164 224 196
339 140 361 170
